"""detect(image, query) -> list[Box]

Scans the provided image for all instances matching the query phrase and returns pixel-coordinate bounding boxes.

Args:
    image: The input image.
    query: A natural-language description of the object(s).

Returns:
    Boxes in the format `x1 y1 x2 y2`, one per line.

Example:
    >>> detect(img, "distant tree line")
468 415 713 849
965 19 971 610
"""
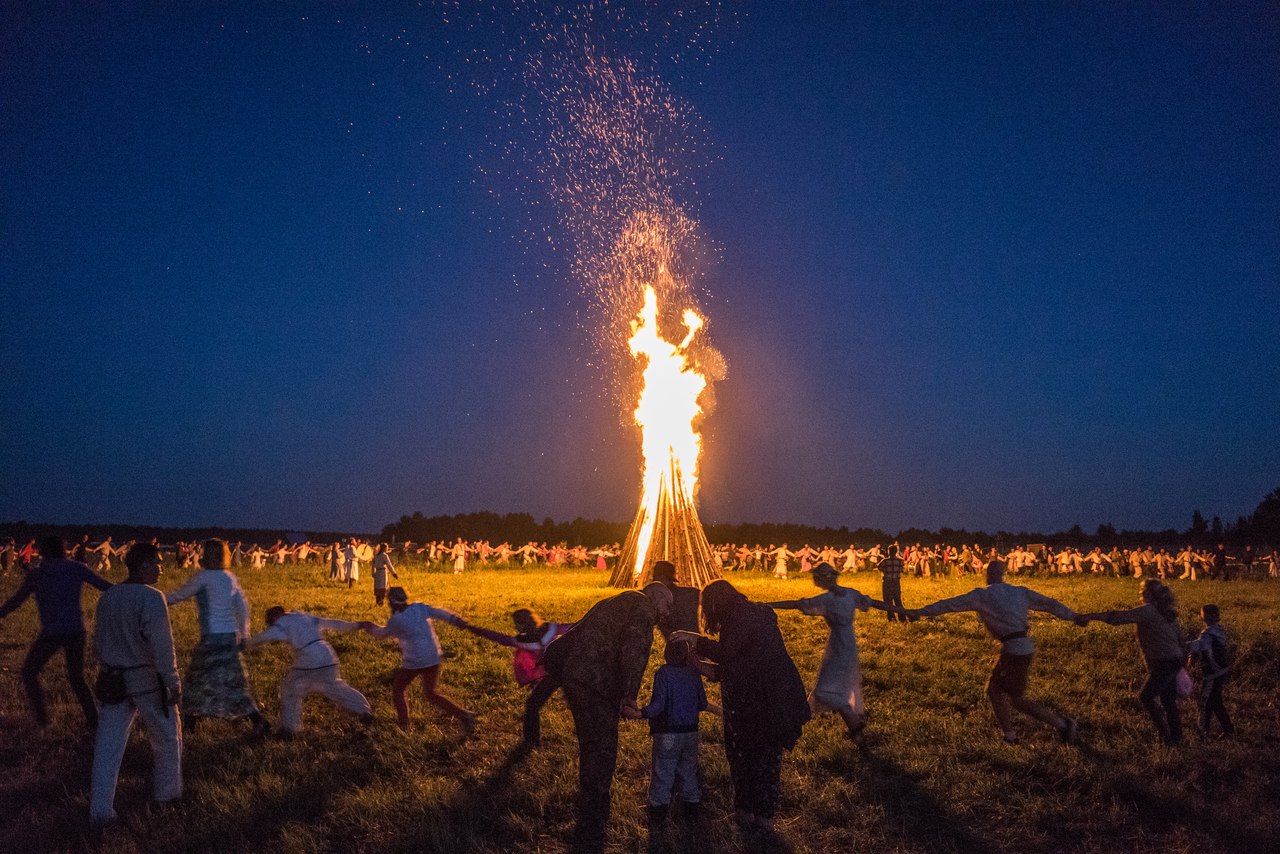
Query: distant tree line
6 487 1277 550
0 522 364 546
382 488 1280 550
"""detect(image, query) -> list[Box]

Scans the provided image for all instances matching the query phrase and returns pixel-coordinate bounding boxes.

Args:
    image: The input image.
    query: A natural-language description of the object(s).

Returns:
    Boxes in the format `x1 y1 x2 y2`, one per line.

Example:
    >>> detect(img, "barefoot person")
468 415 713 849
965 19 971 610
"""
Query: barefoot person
0 535 112 729
364 586 475 734
165 539 270 735
764 562 897 743
906 559 1080 744
245 606 373 736
89 543 182 827
539 582 672 852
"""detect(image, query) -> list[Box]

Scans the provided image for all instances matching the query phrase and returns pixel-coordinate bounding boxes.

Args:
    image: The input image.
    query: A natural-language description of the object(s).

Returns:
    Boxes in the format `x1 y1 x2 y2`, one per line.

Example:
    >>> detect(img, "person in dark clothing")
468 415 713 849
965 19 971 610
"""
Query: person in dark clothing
540 582 672 852
623 639 718 826
672 580 810 833
0 535 112 728
650 560 701 635
1188 603 1235 738
1212 544 1231 581
878 544 909 621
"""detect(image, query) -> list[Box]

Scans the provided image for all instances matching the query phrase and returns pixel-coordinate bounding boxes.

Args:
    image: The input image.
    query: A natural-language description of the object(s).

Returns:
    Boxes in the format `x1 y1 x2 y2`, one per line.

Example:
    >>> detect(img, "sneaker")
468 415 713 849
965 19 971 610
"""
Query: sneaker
1060 717 1078 745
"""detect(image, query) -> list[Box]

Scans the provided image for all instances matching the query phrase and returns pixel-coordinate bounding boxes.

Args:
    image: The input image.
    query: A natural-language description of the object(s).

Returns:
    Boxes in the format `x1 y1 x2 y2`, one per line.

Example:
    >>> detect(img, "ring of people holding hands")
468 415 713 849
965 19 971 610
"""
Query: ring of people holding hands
0 533 1263 849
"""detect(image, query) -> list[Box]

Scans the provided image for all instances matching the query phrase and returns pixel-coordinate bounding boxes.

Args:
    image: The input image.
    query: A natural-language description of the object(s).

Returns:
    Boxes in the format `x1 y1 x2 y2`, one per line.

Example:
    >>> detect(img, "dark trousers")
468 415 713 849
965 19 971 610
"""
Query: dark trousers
562 681 621 852
1199 675 1234 735
882 576 905 621
723 723 784 819
23 631 97 728
522 675 561 745
1139 658 1183 745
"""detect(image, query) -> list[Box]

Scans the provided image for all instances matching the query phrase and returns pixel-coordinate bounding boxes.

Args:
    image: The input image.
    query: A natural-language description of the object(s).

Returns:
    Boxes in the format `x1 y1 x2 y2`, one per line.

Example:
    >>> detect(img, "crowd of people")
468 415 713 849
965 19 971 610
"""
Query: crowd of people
0 534 1257 850
7 533 1275 586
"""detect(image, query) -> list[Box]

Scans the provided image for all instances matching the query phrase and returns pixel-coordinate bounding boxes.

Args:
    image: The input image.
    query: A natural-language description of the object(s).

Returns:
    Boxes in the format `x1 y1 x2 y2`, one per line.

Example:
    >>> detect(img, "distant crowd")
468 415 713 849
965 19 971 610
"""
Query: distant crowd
5 534 1276 584
0 533 1260 849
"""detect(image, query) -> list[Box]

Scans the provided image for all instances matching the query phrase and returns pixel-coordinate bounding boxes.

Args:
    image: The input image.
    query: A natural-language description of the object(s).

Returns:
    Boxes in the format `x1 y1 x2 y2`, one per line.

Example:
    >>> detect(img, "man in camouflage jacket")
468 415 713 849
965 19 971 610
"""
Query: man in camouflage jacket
542 582 672 851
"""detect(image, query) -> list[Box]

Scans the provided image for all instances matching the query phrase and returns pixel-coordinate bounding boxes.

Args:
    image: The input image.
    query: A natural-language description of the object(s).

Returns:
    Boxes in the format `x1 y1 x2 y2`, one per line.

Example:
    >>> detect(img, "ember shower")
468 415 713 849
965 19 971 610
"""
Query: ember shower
443 2 731 586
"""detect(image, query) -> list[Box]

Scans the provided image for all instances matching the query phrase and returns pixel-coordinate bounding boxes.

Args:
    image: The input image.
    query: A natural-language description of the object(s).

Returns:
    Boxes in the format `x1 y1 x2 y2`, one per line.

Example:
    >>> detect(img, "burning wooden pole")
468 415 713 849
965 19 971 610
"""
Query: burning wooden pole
611 451 719 588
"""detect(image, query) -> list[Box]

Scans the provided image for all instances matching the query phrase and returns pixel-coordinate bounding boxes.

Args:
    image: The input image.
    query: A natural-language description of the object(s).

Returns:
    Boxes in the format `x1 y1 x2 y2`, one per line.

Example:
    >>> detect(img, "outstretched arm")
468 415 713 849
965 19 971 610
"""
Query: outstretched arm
461 623 518 647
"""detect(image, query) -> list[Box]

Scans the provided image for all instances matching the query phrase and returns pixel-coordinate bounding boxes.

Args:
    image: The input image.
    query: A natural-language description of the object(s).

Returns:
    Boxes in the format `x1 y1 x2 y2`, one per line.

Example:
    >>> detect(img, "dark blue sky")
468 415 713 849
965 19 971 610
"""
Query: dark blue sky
3 3 1276 534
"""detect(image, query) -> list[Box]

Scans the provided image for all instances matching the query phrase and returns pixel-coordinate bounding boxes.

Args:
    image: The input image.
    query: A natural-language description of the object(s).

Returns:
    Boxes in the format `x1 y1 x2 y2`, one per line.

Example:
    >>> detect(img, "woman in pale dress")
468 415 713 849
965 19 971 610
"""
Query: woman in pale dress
770 544 792 579
765 562 896 741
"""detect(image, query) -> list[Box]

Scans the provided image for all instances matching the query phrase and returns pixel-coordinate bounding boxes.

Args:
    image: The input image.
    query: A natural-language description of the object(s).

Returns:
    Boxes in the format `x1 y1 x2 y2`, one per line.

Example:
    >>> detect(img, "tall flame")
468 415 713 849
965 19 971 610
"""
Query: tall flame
627 279 709 581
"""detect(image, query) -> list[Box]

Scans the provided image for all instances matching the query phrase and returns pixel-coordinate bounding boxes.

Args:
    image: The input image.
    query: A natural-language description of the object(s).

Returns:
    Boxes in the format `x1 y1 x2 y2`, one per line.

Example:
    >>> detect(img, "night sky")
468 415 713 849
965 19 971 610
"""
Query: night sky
3 3 1277 535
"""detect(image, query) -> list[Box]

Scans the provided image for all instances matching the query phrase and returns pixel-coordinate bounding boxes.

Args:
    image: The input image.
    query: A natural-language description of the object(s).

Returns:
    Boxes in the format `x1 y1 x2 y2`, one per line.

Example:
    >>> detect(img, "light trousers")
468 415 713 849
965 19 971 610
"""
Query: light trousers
648 731 701 806
280 665 371 732
90 690 182 824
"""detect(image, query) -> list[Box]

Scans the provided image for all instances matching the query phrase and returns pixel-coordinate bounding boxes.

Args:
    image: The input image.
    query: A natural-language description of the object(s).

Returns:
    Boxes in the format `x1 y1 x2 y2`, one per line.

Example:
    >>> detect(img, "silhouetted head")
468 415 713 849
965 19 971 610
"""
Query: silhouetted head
650 560 677 588
124 542 161 584
39 536 66 559
387 586 409 612
1140 579 1178 622
201 539 231 570
700 579 749 636
640 582 673 622
986 559 1007 585
1200 603 1220 625
665 639 693 666
812 562 840 590
511 608 540 634
265 606 286 626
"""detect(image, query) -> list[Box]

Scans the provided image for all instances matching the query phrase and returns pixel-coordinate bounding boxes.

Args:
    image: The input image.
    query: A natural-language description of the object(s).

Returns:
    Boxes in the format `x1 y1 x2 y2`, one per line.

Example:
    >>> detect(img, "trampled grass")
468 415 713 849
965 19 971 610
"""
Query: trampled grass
0 564 1277 853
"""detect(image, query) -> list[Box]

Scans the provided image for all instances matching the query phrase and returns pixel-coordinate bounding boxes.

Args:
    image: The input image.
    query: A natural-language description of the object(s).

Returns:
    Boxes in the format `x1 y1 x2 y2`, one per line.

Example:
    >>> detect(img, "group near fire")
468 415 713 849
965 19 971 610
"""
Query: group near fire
0 529 1268 844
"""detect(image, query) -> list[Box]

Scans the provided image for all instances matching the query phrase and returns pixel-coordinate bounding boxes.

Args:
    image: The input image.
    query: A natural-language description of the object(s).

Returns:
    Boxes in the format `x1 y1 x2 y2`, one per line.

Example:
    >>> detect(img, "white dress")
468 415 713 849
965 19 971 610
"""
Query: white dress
798 589 868 715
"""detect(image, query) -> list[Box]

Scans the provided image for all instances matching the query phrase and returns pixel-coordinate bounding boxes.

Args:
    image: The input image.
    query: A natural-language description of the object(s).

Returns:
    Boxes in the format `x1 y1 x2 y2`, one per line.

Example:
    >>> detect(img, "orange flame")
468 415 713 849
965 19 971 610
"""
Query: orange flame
628 279 708 581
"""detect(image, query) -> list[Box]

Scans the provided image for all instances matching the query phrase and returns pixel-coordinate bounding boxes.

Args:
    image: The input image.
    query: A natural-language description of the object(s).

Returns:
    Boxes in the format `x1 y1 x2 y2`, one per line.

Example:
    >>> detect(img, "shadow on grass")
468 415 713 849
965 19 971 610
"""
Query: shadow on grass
849 745 1000 854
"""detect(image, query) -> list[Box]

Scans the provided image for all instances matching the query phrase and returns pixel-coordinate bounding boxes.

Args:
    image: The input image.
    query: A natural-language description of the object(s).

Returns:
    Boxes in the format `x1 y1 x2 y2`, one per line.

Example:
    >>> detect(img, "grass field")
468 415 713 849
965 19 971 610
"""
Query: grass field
0 563 1277 853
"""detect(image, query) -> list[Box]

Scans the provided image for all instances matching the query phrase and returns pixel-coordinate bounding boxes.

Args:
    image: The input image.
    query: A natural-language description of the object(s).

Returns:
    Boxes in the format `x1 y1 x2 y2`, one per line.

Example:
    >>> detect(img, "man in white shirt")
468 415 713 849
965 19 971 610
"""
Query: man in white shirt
364 587 475 733
245 607 372 735
907 560 1082 745
89 543 182 826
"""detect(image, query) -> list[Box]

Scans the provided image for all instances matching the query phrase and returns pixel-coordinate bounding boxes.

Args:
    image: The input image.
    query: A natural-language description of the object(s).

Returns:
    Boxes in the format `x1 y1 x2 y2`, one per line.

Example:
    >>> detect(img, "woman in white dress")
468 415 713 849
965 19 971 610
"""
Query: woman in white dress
765 562 896 742
769 544 793 579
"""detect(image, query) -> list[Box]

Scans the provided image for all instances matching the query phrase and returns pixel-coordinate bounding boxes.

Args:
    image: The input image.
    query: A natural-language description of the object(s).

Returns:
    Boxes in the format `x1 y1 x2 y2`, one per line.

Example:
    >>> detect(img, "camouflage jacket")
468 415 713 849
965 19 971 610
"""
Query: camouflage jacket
541 590 657 702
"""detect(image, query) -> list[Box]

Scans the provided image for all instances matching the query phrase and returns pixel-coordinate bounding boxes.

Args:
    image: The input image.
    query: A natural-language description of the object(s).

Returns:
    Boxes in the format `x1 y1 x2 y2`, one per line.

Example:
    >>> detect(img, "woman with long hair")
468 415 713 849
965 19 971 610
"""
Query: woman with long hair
671 580 809 833
764 562 896 743
166 539 269 735
1080 579 1187 745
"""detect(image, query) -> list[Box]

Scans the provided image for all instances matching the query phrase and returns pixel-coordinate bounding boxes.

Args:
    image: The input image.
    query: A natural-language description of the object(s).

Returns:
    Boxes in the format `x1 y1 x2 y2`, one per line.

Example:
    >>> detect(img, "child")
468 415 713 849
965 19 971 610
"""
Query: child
462 608 573 749
623 640 719 825
1188 603 1235 738
364 587 475 734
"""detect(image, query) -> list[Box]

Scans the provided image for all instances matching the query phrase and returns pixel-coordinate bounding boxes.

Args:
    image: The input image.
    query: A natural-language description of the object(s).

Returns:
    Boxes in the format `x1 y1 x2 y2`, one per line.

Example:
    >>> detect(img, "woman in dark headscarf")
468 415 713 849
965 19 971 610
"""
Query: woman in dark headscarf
671 579 810 832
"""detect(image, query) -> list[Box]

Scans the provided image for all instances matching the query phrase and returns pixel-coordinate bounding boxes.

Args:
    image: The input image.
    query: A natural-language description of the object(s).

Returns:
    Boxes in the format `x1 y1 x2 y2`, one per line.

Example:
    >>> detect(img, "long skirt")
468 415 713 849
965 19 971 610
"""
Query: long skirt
182 633 259 718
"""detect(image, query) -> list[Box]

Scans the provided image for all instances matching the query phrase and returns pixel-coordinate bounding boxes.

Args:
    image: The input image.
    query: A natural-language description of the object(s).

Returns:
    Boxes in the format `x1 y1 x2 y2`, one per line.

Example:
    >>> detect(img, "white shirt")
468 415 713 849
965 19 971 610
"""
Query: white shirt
916 582 1077 656
166 568 250 640
247 611 360 670
95 583 180 693
370 602 463 669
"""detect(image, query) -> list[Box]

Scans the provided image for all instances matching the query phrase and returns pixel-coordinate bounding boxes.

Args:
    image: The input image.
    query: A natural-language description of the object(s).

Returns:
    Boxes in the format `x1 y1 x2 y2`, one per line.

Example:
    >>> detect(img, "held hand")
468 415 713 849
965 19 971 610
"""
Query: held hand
1073 615 1091 627
669 630 699 645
